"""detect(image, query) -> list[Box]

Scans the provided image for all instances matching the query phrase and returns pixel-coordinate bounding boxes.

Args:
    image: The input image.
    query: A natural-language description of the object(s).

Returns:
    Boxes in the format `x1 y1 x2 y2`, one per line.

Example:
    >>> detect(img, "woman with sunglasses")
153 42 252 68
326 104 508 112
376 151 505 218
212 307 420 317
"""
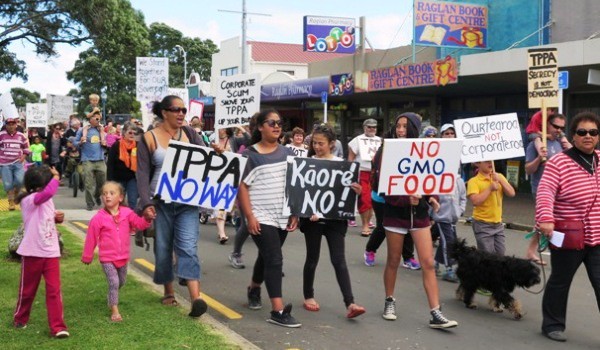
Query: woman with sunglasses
237 109 300 328
137 95 208 318
107 122 139 209
536 112 600 342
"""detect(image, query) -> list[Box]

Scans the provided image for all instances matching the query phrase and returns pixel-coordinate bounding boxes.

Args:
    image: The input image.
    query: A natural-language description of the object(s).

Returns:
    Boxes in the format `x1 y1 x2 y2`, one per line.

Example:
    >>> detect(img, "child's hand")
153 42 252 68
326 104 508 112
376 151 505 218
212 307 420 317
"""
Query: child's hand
309 214 320 222
55 211 64 224
350 182 362 195
50 167 60 179
428 197 440 213
409 195 421 206
287 215 298 231
81 137 87 143
490 181 500 191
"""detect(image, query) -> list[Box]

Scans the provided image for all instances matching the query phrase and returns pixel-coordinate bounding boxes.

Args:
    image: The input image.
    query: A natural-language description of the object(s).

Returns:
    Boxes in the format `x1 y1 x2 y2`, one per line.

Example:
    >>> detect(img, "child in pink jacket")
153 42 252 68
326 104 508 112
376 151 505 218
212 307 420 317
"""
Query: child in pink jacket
82 181 151 322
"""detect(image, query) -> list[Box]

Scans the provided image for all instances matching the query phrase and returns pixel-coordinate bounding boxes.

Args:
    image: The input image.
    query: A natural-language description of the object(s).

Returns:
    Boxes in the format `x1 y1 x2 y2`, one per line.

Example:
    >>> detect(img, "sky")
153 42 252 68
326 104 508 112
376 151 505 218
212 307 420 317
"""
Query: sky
0 0 414 97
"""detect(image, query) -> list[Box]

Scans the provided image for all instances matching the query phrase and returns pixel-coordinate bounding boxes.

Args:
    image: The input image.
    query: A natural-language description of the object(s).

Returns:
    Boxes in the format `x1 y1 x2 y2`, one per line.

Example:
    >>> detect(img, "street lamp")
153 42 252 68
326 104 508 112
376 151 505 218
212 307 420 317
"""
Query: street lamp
100 90 107 124
175 45 188 87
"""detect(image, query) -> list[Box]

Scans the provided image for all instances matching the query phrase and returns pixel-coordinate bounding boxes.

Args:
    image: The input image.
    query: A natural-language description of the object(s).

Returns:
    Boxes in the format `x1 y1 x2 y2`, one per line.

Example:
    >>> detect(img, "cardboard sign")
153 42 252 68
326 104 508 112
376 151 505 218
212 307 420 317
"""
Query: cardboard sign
378 139 463 196
285 156 359 219
154 140 247 212
286 145 308 157
357 137 382 162
136 57 169 102
215 73 260 129
0 92 19 120
188 100 204 123
46 94 73 124
528 48 559 108
26 103 48 128
454 113 524 163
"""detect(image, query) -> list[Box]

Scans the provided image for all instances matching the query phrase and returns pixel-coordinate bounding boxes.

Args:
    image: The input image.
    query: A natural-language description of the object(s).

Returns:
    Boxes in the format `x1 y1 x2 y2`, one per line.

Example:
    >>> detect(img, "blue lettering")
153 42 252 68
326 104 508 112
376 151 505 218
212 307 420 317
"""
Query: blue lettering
432 159 445 175
199 177 239 209
157 171 198 203
398 158 411 174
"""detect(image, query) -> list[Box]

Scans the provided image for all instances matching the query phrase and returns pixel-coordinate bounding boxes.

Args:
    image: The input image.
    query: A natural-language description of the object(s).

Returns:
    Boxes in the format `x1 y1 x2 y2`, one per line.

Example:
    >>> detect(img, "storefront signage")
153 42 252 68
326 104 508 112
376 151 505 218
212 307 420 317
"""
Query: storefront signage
414 0 488 49
303 16 356 53
330 73 354 96
368 56 458 91
261 76 329 102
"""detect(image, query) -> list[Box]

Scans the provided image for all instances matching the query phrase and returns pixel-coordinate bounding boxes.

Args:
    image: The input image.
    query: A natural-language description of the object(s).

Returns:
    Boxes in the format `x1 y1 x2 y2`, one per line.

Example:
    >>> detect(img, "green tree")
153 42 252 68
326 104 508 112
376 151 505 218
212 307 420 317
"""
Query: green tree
10 88 41 108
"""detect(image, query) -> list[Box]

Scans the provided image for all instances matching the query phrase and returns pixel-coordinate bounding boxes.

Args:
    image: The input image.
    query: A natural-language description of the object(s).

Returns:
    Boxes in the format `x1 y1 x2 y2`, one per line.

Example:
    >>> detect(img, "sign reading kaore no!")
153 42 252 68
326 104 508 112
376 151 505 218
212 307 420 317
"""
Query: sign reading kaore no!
527 48 559 108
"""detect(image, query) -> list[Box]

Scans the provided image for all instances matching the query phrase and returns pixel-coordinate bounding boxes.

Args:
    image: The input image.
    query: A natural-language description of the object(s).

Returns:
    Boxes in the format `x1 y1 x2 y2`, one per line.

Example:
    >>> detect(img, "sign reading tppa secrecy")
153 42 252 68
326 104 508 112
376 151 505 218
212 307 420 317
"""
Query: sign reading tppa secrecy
303 15 355 53
527 48 559 108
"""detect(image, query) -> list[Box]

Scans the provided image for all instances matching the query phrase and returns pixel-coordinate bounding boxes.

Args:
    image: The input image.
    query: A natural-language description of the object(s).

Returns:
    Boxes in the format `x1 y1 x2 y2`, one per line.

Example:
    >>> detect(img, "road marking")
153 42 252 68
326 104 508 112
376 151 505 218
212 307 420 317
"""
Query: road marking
133 258 243 320
73 221 89 230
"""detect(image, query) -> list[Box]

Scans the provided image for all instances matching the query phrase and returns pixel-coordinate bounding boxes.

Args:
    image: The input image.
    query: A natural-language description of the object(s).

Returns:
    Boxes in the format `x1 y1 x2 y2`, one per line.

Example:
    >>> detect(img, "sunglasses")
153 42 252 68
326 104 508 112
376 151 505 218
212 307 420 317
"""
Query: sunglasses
126 131 136 135
550 122 565 130
576 128 600 137
365 126 377 129
263 119 282 127
165 107 188 114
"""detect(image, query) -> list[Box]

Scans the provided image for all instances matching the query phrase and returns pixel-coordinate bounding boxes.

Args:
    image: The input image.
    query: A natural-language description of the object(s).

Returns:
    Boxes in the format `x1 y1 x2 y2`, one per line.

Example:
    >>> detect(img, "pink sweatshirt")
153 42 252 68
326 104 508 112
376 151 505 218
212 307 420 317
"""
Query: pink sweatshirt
82 207 151 264
17 178 61 258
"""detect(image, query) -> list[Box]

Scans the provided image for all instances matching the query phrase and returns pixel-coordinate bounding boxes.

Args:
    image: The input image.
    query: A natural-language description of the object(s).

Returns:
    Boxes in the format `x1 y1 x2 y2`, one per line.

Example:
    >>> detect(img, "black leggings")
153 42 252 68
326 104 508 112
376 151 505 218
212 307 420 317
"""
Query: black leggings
301 219 354 307
251 224 288 298
366 200 415 260
233 213 249 254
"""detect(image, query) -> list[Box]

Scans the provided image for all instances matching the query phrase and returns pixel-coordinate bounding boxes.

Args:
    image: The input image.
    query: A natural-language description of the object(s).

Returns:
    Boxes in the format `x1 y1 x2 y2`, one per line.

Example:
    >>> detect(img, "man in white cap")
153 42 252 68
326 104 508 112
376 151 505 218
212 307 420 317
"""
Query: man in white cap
348 118 381 236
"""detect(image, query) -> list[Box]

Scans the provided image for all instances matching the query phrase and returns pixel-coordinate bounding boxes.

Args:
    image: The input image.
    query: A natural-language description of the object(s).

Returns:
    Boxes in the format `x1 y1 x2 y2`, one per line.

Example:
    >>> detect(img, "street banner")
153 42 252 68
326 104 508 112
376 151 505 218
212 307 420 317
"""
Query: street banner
136 57 169 102
154 140 247 212
414 0 488 49
377 139 463 196
285 156 359 219
527 48 559 108
368 56 458 91
46 94 73 125
303 16 356 53
215 73 260 129
286 145 308 157
188 100 204 123
26 103 48 128
358 137 382 162
454 113 524 163
0 92 19 121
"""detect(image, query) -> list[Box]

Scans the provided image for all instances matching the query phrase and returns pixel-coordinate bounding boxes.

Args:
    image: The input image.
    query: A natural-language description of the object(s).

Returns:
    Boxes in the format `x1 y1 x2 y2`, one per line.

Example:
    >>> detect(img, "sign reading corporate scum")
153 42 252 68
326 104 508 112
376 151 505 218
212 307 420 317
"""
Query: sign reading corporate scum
215 73 260 129
285 156 359 219
527 48 559 108
414 0 488 49
136 57 169 102
454 113 524 163
303 16 355 53
155 141 247 212
369 56 458 91
378 139 463 196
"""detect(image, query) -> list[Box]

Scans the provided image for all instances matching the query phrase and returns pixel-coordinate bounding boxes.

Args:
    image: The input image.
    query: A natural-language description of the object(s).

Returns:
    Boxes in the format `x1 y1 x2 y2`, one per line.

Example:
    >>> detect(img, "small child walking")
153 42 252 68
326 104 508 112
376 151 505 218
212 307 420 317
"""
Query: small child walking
29 136 46 167
13 165 69 338
82 181 151 322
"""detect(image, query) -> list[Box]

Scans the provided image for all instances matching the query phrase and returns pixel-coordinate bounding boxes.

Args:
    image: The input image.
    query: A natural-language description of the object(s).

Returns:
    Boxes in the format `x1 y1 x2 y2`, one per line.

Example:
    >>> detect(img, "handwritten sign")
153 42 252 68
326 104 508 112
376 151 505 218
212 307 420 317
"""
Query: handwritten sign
168 88 189 107
155 140 247 212
0 92 19 120
415 0 487 49
369 56 458 91
136 57 169 102
215 73 260 129
454 113 524 163
188 100 204 123
46 94 73 125
378 139 463 196
26 103 48 128
286 145 308 157
528 48 559 108
358 137 382 162
285 156 359 219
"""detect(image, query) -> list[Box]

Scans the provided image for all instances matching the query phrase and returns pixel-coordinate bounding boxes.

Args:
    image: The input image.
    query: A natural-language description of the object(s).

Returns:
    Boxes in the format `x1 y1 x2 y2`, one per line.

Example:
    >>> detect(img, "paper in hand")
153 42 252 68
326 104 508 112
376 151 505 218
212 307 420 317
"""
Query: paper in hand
550 231 565 247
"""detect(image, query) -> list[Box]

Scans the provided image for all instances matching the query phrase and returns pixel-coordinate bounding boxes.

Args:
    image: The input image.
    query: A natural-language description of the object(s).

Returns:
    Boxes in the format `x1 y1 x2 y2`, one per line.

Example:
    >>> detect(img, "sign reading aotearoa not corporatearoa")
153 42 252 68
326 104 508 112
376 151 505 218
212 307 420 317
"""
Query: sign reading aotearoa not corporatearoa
286 145 308 157
154 140 247 212
358 137 382 162
377 139 463 196
26 103 48 127
46 94 73 124
285 156 359 219
136 57 169 102
215 73 260 129
454 113 524 163
527 48 559 108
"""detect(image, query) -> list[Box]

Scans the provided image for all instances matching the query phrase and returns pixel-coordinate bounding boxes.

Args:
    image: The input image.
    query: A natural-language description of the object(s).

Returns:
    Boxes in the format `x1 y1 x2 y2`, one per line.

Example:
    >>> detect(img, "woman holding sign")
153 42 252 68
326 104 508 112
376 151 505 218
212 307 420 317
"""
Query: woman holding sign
374 112 458 329
136 95 209 318
237 109 301 328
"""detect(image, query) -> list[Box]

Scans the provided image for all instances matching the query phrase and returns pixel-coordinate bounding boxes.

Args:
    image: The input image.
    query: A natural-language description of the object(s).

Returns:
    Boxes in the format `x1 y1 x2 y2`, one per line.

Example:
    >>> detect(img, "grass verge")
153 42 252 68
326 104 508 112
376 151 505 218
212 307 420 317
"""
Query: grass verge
0 211 237 349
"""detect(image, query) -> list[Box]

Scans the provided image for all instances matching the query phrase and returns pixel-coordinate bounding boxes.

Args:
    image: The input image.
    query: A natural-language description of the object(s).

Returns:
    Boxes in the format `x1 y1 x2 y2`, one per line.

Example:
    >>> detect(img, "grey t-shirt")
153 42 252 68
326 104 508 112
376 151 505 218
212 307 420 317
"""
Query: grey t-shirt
525 139 563 194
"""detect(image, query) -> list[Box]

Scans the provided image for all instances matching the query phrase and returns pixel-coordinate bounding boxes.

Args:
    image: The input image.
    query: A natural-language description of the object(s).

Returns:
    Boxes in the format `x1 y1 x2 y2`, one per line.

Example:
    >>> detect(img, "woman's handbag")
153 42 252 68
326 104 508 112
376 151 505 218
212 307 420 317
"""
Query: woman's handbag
552 220 585 250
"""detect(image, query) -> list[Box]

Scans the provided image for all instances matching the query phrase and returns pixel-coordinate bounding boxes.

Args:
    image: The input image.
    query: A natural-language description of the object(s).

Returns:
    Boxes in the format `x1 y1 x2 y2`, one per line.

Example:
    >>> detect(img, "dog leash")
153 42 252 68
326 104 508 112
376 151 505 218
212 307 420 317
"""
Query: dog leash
523 229 547 295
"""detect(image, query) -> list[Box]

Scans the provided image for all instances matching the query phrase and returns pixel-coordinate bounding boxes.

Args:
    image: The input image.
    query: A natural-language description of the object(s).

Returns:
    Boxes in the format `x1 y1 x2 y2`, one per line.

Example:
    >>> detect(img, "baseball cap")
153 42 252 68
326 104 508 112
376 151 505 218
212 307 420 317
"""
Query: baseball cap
5 117 18 123
440 123 455 134
363 118 377 127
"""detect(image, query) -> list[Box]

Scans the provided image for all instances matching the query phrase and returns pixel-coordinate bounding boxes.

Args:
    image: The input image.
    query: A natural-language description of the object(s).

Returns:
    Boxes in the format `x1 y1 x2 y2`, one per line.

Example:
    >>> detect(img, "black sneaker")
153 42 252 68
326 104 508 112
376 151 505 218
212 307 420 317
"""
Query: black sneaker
247 286 262 310
189 298 208 318
267 303 301 328
429 308 458 329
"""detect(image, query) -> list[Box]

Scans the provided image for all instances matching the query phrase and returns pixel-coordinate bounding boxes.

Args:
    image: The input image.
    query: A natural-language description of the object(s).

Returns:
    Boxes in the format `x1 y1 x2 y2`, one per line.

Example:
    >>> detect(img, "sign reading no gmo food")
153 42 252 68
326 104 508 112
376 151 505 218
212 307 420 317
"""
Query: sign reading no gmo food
527 48 559 108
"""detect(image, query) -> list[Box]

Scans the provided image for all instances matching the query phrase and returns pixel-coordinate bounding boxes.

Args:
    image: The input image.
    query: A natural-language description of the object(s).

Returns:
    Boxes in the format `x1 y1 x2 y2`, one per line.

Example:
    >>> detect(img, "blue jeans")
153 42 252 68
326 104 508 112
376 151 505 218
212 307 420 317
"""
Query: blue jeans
153 201 201 284
119 179 138 209
1 162 25 192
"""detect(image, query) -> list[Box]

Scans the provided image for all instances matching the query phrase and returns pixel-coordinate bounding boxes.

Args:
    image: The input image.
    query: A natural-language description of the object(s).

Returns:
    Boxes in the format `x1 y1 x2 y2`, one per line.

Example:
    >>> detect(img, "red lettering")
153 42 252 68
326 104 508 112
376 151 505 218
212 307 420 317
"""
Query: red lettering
410 142 424 158
388 175 403 195
439 173 455 193
427 141 440 157
423 175 436 194
404 175 418 194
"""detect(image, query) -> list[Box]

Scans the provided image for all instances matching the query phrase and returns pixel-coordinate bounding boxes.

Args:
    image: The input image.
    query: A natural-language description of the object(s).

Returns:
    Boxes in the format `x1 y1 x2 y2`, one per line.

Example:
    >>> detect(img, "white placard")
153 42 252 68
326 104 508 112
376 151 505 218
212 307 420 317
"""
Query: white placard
168 88 189 107
215 73 260 129
377 138 463 196
454 113 524 163
358 137 382 162
46 94 73 125
154 140 247 212
0 92 19 120
26 103 48 128
286 144 308 157
136 57 169 102
188 100 204 122
528 48 559 108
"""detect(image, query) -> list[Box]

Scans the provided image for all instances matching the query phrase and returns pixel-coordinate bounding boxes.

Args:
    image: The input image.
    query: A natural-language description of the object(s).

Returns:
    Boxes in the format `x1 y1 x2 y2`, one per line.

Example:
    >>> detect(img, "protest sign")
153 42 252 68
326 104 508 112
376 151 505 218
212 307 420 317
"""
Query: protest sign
154 140 246 212
168 88 189 107
46 94 73 125
136 57 169 102
188 100 204 122
285 156 359 219
454 113 524 163
378 139 463 196
26 103 48 127
527 48 558 108
215 73 260 129
0 92 19 120
358 137 382 162
286 145 308 157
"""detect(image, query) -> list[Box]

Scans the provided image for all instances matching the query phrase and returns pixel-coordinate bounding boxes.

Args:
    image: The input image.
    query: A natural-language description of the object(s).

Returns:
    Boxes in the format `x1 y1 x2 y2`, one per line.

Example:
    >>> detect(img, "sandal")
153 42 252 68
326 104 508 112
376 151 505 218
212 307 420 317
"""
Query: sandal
529 258 547 266
161 295 179 306
361 230 371 237
346 304 366 319
303 301 320 312
110 314 123 322
219 236 229 245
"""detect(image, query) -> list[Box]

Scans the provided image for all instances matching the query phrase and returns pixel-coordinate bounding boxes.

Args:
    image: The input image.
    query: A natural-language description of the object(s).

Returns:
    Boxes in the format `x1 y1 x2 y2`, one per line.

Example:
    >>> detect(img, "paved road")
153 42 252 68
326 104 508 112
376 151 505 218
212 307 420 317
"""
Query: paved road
57 187 599 349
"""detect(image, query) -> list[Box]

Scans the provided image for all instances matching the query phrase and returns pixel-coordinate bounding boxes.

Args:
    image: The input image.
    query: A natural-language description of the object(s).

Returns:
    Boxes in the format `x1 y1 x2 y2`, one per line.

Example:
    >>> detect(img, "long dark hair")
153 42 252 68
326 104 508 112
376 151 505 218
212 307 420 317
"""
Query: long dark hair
15 165 54 204
387 112 421 139
151 95 183 119
307 123 336 157
251 108 280 144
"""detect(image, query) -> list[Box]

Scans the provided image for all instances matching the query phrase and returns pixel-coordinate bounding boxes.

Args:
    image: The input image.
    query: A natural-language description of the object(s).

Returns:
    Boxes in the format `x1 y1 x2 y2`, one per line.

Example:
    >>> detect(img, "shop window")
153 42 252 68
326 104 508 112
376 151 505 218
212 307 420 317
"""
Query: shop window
220 67 238 76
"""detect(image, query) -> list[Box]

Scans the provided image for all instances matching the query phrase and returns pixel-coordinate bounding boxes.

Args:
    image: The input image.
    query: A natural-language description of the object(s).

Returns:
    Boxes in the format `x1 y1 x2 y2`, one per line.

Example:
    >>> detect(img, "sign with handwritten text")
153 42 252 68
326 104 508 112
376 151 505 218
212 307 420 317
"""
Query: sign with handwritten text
136 57 169 102
46 94 73 125
188 100 204 123
378 139 463 196
286 144 308 157
26 103 48 127
215 73 260 129
527 48 559 108
155 140 247 212
454 113 524 163
357 137 382 162
285 156 359 219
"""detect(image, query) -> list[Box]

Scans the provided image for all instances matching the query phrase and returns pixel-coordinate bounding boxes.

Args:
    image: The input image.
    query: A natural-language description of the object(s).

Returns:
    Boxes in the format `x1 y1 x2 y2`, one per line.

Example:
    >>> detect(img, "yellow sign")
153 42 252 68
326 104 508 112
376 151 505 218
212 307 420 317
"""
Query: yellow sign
506 160 520 188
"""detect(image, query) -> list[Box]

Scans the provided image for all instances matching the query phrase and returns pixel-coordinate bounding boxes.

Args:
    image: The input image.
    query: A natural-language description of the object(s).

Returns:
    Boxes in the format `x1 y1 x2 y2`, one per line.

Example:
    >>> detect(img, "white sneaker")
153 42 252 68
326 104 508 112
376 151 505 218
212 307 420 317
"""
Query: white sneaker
382 297 397 320
55 330 70 338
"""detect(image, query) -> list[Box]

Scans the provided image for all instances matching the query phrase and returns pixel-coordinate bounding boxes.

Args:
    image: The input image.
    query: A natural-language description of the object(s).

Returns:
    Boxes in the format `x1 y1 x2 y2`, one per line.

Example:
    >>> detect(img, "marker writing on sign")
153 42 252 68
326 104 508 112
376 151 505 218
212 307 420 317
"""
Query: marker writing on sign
157 172 238 209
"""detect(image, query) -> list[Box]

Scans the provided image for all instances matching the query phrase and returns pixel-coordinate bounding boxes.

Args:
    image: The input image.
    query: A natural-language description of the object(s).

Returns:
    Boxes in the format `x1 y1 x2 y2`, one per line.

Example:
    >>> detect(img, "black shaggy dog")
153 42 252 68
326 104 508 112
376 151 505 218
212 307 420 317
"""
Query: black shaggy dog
450 239 541 319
